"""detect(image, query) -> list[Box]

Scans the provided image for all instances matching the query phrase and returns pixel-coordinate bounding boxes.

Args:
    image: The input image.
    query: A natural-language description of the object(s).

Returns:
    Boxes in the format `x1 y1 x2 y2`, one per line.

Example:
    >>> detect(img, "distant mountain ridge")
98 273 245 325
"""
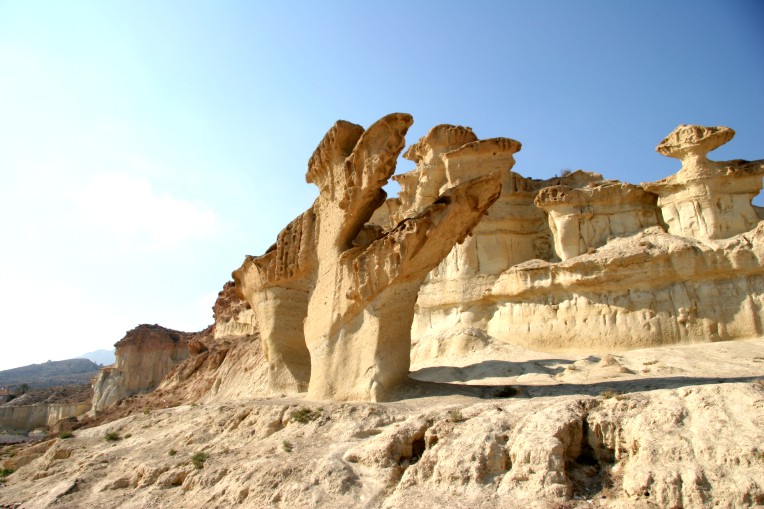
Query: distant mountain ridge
78 349 115 366
0 358 101 389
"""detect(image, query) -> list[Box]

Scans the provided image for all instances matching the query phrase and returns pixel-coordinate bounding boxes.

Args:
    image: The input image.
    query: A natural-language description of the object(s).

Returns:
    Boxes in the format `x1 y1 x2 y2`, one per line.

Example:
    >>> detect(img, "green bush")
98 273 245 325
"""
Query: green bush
447 409 465 423
59 431 74 439
0 468 14 478
291 407 319 424
104 431 121 442
191 452 209 469
168 448 177 456
282 441 293 453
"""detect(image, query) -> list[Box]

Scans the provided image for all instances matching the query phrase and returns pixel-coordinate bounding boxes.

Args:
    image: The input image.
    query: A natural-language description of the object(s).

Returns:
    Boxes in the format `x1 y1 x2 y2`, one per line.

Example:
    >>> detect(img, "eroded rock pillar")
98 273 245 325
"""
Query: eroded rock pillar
303 113 502 401
642 125 764 241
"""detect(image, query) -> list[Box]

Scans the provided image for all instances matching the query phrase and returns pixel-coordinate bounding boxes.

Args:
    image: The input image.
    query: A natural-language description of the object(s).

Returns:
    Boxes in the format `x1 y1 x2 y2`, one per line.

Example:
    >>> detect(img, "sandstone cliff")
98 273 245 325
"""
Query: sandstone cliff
91 325 192 412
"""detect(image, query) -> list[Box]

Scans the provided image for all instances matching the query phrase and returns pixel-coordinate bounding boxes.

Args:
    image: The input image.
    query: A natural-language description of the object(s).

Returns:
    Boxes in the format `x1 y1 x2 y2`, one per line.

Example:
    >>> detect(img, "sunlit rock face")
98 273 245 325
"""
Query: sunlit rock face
91 324 191 412
535 178 661 261
230 120 762 400
212 281 257 339
405 124 763 362
233 208 317 394
234 114 502 401
642 125 764 241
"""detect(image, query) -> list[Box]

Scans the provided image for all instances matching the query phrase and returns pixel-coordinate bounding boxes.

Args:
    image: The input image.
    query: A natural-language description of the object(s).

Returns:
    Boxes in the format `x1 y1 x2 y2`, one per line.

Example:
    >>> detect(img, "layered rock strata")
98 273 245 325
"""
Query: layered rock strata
233 208 317 393
91 325 191 412
642 124 764 240
234 114 504 401
407 124 764 359
535 178 661 261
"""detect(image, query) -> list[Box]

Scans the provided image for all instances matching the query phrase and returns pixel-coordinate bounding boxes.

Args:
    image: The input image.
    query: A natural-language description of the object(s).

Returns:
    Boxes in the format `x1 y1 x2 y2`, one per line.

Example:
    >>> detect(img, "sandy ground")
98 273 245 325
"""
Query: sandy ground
0 337 762 509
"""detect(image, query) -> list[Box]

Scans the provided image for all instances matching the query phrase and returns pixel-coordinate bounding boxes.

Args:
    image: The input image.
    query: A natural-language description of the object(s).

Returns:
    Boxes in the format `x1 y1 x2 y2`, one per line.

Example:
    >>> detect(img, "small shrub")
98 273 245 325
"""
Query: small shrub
191 452 209 469
291 407 319 424
282 441 293 453
0 468 14 478
104 431 121 442
447 410 464 423
59 431 74 439
600 389 621 399
142 408 151 415
168 448 177 456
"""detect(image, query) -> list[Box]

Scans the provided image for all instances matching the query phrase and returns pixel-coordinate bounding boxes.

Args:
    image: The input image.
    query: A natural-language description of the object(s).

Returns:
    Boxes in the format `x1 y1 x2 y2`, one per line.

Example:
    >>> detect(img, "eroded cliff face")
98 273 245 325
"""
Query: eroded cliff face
91 325 192 412
88 120 763 405
403 123 764 364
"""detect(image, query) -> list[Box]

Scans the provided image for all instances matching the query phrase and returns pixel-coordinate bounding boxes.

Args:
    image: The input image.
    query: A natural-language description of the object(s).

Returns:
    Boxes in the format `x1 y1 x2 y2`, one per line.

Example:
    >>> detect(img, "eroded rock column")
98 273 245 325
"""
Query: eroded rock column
642 125 764 241
304 113 501 401
233 207 317 393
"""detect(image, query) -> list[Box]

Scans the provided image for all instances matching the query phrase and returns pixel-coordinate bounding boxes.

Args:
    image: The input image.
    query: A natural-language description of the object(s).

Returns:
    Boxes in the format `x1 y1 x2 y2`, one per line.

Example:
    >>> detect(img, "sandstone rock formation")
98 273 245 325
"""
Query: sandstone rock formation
233 208 317 394
91 325 191 412
3 119 764 509
3 338 763 509
643 124 764 240
302 114 501 402
407 124 764 360
234 114 504 401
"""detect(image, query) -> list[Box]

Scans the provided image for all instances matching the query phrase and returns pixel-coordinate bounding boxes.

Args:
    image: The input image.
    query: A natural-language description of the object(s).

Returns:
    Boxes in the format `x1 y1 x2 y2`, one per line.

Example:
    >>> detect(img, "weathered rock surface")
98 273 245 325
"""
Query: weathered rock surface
2 338 762 509
408 124 763 359
304 114 503 402
37 118 762 508
234 114 504 402
643 125 764 241
233 207 317 394
91 325 191 412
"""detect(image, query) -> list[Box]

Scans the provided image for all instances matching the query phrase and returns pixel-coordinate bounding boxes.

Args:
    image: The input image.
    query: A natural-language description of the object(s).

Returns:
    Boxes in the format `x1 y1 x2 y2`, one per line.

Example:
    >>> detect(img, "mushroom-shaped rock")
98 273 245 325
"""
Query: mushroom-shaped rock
403 124 478 166
303 113 502 401
656 125 735 170
535 179 661 260
643 124 763 241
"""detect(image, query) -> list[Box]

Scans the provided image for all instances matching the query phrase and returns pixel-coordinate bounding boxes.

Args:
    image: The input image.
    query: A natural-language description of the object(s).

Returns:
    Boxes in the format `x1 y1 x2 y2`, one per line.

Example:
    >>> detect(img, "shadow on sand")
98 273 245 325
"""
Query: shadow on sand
389 373 763 402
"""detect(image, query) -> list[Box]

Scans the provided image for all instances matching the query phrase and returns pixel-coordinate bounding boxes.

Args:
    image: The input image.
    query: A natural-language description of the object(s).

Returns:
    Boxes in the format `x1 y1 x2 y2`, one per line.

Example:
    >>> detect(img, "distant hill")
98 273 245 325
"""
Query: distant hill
79 348 115 366
0 358 101 389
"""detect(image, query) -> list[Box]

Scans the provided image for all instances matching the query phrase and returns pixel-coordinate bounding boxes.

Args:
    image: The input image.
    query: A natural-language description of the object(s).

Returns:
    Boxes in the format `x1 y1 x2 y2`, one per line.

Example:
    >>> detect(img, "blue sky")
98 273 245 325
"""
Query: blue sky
0 1 762 370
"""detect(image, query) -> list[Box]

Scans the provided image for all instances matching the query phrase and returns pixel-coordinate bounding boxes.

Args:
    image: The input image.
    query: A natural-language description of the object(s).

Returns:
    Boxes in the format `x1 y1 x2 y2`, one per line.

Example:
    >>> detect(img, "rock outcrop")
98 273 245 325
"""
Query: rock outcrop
87 121 763 406
643 124 764 240
3 119 764 509
233 208 317 394
407 124 764 360
91 325 191 412
235 114 504 401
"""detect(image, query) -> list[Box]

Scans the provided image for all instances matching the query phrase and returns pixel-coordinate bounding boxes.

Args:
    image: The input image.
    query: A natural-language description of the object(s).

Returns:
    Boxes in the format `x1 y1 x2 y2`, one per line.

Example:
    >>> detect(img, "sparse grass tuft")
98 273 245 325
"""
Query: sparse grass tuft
0 468 14 478
59 431 74 439
104 431 121 442
447 409 465 423
168 448 177 456
282 441 293 453
291 407 320 424
600 389 621 399
191 452 209 469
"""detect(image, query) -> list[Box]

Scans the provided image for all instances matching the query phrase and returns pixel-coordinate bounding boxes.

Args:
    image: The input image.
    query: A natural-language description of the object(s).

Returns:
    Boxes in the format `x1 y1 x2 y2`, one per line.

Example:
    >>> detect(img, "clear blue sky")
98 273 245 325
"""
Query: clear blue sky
1 1 762 369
